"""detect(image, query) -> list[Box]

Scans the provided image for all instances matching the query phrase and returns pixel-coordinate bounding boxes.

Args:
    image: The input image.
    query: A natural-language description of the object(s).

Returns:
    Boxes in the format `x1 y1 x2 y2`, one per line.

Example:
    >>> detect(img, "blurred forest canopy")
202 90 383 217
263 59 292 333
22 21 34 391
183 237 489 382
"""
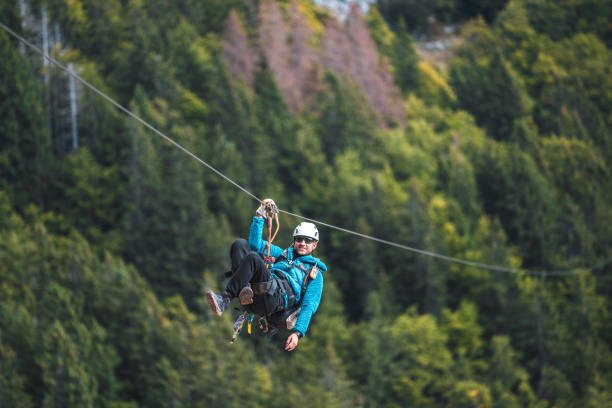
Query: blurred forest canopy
1 0 611 406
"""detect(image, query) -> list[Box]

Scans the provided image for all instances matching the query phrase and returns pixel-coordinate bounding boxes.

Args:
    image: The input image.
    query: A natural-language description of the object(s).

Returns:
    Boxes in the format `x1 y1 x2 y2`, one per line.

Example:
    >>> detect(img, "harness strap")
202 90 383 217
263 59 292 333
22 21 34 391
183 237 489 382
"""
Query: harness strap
252 279 276 295
277 276 296 307
276 249 320 277
267 259 318 307
251 280 271 295
245 250 320 335
251 276 296 307
274 265 316 331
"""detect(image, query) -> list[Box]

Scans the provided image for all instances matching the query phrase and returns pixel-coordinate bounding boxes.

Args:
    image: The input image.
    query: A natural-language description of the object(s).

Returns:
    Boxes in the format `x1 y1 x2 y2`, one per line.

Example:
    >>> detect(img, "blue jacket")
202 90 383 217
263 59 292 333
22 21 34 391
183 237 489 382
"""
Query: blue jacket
248 216 327 336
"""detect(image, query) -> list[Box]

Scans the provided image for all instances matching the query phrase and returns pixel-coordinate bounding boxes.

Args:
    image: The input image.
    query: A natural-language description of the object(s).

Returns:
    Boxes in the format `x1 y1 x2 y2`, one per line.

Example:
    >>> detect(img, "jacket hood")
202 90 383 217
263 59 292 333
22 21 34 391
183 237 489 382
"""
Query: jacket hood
286 247 328 272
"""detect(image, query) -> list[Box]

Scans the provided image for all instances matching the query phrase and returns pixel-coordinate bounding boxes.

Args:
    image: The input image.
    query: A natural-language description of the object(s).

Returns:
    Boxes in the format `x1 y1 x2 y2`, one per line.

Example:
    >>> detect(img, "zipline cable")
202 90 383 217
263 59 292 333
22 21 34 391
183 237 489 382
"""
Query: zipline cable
0 22 262 204
2 22 607 278
280 209 610 276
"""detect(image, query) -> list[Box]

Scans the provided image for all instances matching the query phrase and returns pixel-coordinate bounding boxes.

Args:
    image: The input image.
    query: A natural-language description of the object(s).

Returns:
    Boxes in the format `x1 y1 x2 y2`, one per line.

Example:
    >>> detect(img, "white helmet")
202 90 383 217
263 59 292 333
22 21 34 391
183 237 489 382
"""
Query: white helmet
293 222 319 241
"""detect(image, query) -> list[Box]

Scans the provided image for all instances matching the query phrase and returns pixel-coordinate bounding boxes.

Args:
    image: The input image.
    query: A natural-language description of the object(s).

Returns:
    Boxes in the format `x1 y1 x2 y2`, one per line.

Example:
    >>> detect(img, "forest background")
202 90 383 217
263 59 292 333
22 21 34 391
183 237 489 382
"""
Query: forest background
1 0 611 407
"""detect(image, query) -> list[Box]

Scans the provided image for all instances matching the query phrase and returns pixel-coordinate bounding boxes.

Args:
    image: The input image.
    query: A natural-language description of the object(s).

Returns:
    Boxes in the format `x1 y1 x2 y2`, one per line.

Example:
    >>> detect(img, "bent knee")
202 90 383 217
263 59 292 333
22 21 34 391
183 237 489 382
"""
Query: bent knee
232 238 248 249
245 252 261 262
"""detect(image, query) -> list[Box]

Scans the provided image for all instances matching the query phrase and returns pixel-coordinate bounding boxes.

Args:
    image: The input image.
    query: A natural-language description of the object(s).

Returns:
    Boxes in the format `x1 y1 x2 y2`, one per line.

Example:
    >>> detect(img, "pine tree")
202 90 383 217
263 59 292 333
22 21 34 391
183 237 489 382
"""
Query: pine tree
392 18 419 95
384 310 453 407
450 19 534 143
313 72 378 162
0 334 33 408
473 142 559 267
0 30 53 208
487 336 537 408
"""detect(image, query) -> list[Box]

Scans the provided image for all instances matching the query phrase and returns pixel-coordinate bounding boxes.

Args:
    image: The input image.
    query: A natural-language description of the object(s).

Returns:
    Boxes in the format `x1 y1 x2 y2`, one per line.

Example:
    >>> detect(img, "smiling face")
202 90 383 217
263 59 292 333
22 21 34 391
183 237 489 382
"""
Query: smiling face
293 236 318 256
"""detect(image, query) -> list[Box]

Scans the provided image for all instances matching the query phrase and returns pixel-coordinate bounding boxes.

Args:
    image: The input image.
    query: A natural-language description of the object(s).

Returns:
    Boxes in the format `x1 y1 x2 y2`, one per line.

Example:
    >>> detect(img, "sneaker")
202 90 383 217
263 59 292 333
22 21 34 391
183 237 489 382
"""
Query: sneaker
206 290 230 317
239 286 254 305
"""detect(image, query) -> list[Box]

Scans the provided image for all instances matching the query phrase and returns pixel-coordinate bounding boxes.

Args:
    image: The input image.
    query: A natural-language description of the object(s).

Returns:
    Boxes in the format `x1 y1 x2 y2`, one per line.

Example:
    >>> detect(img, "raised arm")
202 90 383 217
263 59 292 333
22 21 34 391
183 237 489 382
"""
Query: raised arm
248 206 283 260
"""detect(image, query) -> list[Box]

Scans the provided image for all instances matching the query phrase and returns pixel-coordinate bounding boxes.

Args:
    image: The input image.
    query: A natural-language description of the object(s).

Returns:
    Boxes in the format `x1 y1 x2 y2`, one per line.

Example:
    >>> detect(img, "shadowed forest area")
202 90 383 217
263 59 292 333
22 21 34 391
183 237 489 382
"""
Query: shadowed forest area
1 0 611 406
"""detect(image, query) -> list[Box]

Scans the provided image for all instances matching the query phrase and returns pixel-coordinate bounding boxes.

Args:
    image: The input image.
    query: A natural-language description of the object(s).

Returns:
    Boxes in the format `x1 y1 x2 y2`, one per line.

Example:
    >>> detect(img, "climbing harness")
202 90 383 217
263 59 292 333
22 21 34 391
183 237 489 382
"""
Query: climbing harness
263 263 317 332
229 222 320 342
230 262 318 342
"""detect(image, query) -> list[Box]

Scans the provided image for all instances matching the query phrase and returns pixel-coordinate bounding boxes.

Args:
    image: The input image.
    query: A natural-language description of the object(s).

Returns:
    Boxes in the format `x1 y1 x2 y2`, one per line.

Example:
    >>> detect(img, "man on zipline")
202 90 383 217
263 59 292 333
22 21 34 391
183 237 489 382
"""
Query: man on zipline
206 199 327 351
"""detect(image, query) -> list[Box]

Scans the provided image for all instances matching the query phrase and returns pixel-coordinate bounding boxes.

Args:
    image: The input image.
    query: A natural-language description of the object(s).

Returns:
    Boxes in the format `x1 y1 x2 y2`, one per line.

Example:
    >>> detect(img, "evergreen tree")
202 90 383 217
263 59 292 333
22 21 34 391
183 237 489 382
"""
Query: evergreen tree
313 72 378 162
391 18 419 95
248 60 288 197
0 334 33 408
2 1 611 406
523 0 612 45
122 87 227 307
487 336 537 408
537 137 612 262
473 142 559 267
383 309 453 407
0 31 52 208
48 149 125 252
450 19 534 144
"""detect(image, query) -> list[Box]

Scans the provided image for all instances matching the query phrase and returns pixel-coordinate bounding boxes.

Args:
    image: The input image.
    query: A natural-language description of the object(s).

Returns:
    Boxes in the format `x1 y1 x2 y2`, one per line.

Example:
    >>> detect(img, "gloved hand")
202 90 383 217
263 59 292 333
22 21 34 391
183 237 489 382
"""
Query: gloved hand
256 198 278 218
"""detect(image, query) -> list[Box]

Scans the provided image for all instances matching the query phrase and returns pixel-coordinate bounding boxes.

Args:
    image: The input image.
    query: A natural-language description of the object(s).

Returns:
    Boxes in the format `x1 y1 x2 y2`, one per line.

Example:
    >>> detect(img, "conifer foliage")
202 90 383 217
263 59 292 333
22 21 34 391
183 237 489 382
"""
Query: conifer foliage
0 0 611 407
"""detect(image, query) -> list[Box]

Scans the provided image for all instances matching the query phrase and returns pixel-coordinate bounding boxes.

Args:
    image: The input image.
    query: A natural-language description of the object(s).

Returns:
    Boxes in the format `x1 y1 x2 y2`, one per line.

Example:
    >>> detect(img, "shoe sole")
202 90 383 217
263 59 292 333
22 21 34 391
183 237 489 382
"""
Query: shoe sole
205 291 223 317
239 286 254 305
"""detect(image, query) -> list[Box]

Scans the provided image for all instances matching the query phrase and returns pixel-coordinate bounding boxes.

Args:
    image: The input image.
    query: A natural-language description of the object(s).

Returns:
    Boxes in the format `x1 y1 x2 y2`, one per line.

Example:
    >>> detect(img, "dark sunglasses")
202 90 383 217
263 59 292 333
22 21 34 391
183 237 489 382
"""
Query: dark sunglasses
294 236 315 244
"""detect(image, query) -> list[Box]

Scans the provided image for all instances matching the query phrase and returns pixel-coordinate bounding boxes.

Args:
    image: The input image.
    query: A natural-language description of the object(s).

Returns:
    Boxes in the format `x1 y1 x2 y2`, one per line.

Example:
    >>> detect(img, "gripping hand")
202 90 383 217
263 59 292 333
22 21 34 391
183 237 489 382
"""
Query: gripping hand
256 198 278 218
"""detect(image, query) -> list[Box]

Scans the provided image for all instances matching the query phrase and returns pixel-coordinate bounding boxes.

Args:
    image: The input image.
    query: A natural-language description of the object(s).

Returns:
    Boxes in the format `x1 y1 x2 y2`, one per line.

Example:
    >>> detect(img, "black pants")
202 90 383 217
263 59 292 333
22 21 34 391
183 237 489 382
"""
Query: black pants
226 239 285 316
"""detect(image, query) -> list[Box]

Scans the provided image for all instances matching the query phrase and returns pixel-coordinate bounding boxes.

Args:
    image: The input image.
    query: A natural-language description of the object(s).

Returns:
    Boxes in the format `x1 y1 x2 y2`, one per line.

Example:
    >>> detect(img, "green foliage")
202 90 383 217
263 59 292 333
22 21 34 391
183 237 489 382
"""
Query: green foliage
0 204 280 407
522 0 612 45
446 381 493 408
121 87 229 307
378 0 443 30
1 1 611 407
376 0 510 30
475 142 559 265
487 336 537 407
440 301 484 361
313 71 379 161
385 310 453 407
493 0 542 78
536 137 612 259
0 333 33 407
455 0 511 22
416 60 457 108
536 34 610 150
48 149 125 252
392 18 420 95
493 2 611 155
450 18 534 144
0 30 52 208
366 11 421 97
365 5 396 59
